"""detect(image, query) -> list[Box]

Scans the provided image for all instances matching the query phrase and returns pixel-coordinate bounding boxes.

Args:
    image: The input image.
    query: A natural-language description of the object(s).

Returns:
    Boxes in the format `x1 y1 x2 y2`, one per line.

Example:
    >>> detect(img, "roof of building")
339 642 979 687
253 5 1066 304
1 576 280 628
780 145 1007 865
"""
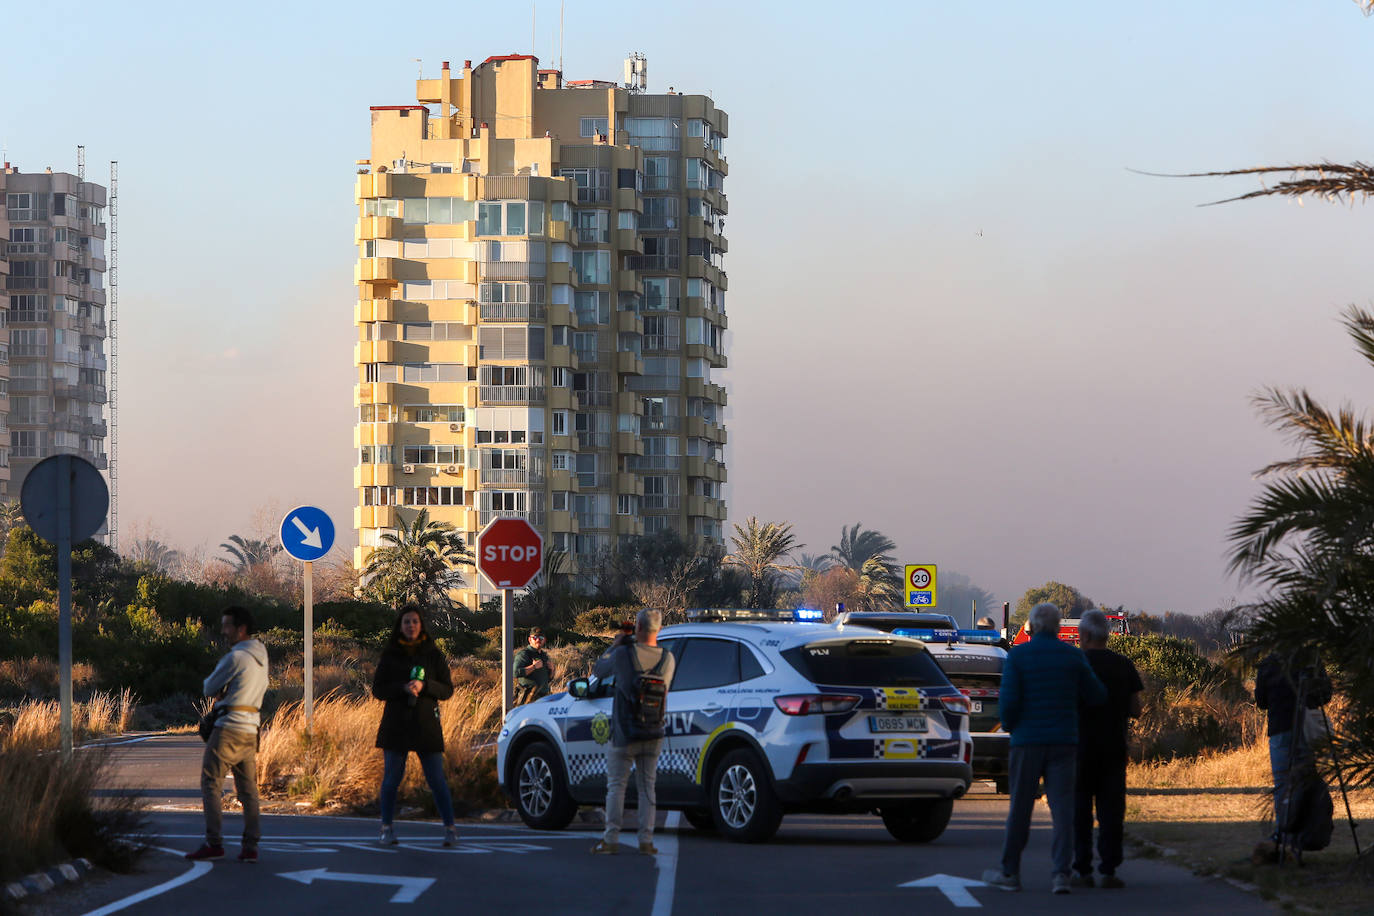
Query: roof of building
483 54 539 65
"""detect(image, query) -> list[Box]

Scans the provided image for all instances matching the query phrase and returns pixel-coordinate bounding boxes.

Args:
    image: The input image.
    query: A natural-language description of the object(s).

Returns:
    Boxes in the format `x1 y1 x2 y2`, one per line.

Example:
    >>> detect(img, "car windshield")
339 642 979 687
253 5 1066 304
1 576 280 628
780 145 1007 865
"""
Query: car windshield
928 653 1004 677
781 638 951 688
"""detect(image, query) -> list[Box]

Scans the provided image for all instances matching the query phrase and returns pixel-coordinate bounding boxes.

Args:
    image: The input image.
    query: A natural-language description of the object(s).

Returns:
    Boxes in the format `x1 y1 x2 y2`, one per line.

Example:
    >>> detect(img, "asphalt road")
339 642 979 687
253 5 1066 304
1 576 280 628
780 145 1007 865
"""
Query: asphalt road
45 735 1274 915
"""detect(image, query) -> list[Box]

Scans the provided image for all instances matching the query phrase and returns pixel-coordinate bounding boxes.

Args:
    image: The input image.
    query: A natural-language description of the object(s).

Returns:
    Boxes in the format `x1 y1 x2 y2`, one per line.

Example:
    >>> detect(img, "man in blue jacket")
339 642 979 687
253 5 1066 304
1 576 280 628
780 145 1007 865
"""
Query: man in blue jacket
983 602 1106 895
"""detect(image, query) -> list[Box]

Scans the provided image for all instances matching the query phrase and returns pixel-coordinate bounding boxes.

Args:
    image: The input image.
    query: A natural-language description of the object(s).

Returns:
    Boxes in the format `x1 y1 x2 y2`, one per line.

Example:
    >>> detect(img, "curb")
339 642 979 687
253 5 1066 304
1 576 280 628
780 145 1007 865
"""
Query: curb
3 858 95 903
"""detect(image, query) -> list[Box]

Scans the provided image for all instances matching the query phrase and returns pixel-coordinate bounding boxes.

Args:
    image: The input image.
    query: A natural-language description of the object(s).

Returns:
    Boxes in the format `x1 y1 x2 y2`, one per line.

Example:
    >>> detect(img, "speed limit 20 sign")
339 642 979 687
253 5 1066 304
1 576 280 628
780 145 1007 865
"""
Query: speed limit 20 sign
904 564 938 608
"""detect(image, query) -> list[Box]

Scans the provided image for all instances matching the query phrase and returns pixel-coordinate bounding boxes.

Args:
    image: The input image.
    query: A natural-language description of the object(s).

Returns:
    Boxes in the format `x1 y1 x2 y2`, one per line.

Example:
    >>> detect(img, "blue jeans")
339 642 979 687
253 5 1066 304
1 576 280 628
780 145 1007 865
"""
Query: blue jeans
1269 730 1310 836
1002 744 1076 879
380 750 455 827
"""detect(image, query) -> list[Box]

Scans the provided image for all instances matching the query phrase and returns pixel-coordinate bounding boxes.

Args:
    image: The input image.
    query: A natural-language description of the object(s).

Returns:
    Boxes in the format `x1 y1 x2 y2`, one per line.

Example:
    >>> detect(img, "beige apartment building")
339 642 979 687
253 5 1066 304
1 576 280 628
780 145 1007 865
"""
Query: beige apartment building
0 168 9 496
355 54 729 601
2 166 110 497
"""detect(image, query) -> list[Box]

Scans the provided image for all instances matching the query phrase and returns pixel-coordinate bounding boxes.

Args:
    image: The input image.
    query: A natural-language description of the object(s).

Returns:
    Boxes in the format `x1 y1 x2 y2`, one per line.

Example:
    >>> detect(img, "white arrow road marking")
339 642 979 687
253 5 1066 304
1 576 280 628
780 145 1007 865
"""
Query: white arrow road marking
277 868 435 903
291 516 323 549
898 873 987 908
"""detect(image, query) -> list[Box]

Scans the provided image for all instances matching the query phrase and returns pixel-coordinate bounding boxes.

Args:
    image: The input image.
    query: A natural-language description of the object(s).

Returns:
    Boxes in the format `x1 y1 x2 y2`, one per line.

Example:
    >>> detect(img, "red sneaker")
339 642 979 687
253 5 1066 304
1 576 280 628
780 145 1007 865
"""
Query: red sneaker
185 844 225 860
237 848 258 864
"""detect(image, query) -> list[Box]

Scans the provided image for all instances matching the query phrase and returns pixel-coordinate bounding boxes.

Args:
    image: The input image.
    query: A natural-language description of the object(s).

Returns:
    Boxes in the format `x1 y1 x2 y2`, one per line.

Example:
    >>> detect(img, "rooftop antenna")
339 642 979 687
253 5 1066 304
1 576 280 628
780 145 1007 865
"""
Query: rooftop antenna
414 58 422 79
532 3 536 57
77 145 85 180
559 0 564 71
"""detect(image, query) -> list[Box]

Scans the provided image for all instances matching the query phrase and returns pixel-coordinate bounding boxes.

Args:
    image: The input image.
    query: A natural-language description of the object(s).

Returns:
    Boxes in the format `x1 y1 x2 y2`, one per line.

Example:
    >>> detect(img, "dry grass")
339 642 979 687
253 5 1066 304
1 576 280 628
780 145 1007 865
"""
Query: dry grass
0 657 96 700
0 743 147 881
1 688 138 751
257 675 506 815
1129 736 1273 789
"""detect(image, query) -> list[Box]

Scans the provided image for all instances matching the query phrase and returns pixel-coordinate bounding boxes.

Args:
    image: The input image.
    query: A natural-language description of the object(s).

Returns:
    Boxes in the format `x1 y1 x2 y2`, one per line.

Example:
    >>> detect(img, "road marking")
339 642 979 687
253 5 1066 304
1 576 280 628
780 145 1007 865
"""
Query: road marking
898 873 987 908
651 811 681 916
80 847 212 916
277 868 434 903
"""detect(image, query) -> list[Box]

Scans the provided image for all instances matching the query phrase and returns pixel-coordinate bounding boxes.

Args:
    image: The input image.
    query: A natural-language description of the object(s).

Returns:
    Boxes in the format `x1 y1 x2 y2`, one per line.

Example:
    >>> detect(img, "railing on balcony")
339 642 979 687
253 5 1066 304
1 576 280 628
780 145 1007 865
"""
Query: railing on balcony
628 455 682 471
641 335 680 352
10 378 51 393
8 310 47 324
480 301 546 322
641 496 682 510
479 385 546 404
481 175 532 200
575 187 611 204
625 255 680 271
575 512 612 529
480 467 547 487
10 345 47 358
576 431 612 449
641 296 680 312
574 390 613 408
641 416 681 433
576 472 613 489
626 375 679 391
478 508 546 528
572 343 599 364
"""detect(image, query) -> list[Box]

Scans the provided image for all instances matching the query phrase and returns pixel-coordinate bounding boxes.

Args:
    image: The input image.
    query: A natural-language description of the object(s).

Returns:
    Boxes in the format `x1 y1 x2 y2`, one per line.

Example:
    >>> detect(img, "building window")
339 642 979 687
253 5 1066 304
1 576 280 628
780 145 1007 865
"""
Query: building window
580 117 608 138
551 410 568 436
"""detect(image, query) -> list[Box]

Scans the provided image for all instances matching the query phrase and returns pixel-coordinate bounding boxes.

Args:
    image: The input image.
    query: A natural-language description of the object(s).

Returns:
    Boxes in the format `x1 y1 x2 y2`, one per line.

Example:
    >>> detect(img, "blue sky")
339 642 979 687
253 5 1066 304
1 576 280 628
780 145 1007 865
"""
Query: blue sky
4 1 1372 613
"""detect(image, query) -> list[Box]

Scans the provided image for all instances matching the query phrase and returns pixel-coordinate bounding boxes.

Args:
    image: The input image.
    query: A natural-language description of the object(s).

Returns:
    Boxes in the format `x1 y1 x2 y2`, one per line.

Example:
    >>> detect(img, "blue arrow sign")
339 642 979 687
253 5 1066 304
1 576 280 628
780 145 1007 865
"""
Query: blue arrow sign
279 505 335 562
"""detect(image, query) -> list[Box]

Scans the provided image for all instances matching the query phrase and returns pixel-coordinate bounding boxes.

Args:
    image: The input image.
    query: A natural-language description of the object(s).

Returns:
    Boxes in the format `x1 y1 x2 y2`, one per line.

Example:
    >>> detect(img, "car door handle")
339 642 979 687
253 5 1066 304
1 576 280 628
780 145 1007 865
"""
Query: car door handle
700 703 724 714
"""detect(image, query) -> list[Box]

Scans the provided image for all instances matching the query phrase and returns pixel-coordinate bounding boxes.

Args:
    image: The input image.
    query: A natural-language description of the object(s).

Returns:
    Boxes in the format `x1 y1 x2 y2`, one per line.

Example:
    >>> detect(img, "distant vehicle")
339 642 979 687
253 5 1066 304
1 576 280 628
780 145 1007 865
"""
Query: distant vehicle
834 611 961 634
1010 614 1130 646
914 639 1010 794
497 608 973 844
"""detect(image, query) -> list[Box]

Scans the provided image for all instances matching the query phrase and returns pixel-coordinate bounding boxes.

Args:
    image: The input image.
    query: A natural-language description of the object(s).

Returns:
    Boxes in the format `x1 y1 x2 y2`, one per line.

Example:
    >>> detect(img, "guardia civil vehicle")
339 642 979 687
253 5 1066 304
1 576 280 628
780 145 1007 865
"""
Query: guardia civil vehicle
496 609 973 843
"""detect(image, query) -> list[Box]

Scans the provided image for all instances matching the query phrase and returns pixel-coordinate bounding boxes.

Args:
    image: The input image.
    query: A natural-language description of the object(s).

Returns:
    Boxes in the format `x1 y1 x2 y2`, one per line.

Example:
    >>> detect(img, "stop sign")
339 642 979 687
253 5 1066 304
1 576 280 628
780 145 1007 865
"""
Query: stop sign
476 517 544 589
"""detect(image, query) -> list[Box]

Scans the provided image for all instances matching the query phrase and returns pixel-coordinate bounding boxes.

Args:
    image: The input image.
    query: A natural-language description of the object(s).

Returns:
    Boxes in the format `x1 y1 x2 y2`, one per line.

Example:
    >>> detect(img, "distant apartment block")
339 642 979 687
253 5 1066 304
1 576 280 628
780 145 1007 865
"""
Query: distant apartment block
3 165 110 498
355 55 730 597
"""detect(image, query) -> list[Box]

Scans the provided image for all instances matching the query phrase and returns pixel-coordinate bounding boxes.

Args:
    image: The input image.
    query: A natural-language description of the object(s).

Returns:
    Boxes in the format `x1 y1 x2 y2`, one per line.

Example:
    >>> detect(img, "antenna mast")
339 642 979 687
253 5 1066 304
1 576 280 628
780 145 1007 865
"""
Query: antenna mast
107 161 119 551
77 145 85 180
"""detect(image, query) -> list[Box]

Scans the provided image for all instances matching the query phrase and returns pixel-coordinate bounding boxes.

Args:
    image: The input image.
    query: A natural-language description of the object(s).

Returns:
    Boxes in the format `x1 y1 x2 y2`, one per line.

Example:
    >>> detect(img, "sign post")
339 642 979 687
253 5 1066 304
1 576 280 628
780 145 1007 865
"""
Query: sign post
21 455 108 760
904 564 939 609
279 506 335 730
476 518 543 719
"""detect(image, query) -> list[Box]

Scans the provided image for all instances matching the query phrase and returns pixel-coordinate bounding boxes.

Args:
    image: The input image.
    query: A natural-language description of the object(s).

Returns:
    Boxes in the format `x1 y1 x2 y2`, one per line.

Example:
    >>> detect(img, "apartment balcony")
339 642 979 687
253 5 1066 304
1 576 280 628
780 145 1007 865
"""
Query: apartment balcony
617 390 642 415
356 505 399 530
575 472 612 490
615 432 645 456
355 298 400 324
686 456 725 482
480 301 546 322
357 340 399 364
356 215 403 240
577 431 612 449
615 229 644 254
686 343 727 369
10 344 47 359
479 385 545 405
478 508 546 529
549 469 577 493
616 352 643 376
614 187 641 212
355 463 398 487
616 272 643 295
549 510 578 534
479 261 544 281
78 383 107 403
479 467 545 487
547 387 575 411
575 512 612 530
547 221 570 244
574 389 614 409
82 419 108 438
547 303 576 327
615 310 642 335
355 257 399 283
642 335 680 354
642 415 681 434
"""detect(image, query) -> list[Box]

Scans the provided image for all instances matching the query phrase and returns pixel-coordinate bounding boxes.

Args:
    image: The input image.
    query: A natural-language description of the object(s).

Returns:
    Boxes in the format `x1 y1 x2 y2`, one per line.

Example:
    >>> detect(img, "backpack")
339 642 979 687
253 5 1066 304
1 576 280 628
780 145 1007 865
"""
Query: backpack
1283 772 1334 853
626 648 670 741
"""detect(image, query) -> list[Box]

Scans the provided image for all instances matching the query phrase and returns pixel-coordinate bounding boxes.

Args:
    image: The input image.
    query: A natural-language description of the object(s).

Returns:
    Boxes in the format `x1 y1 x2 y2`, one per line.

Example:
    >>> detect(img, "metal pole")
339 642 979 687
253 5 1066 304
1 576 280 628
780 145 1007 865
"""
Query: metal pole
57 456 73 760
1002 601 1010 638
304 560 314 730
501 588 513 719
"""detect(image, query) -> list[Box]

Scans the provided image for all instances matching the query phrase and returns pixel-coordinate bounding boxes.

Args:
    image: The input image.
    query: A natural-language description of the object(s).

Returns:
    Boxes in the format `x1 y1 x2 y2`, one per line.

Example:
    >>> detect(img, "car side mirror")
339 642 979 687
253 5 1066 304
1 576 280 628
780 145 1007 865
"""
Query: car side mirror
568 677 590 699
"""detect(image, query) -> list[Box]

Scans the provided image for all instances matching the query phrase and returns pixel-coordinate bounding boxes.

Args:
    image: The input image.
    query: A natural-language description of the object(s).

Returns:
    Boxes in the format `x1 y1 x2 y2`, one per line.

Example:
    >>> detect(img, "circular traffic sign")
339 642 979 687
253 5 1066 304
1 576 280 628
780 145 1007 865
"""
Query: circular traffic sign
21 455 109 544
477 517 543 589
280 505 336 562
909 567 932 589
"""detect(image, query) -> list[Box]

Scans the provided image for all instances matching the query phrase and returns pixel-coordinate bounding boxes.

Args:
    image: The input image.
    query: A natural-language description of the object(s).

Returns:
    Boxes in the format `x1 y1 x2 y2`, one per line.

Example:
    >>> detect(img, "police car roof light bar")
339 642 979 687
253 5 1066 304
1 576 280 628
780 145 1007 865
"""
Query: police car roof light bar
686 608 825 624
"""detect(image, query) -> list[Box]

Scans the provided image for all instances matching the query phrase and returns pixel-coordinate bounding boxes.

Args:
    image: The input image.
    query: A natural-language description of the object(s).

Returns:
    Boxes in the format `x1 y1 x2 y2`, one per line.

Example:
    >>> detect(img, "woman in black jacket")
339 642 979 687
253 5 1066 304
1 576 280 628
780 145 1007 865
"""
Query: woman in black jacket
372 605 457 846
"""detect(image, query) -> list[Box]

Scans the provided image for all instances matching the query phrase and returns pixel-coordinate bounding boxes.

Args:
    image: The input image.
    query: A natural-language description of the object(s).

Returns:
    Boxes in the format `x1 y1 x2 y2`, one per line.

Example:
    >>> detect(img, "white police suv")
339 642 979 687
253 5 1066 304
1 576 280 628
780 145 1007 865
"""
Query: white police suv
497 609 973 843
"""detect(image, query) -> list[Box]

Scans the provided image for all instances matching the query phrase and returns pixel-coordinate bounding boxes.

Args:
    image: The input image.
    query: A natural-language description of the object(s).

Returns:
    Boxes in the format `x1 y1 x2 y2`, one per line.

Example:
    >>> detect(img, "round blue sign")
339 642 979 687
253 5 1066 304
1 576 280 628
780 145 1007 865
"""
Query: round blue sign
279 505 335 562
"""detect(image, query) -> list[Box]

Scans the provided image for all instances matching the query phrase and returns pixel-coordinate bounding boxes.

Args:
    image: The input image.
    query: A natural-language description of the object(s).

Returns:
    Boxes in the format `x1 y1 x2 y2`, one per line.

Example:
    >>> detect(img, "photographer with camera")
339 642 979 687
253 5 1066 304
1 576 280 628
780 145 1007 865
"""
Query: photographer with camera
589 609 676 856
371 605 458 847
512 627 552 705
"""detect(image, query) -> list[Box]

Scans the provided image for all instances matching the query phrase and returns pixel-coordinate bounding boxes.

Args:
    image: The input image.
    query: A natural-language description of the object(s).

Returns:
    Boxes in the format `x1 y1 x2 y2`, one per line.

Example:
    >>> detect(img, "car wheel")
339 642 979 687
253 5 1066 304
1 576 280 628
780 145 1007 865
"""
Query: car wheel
880 797 954 843
709 749 782 843
513 741 577 830
683 808 717 832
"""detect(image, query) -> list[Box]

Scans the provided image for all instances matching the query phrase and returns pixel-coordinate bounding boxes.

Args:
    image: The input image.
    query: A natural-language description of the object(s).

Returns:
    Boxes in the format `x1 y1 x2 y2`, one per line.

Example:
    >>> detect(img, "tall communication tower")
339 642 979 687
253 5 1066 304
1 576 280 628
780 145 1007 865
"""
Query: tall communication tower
107 161 119 551
77 145 85 180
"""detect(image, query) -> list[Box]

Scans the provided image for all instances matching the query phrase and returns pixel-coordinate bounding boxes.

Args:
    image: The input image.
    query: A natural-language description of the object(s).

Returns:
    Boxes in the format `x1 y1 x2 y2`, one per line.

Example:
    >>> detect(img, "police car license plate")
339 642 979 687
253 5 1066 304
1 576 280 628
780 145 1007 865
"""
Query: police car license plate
869 714 928 733
969 701 983 713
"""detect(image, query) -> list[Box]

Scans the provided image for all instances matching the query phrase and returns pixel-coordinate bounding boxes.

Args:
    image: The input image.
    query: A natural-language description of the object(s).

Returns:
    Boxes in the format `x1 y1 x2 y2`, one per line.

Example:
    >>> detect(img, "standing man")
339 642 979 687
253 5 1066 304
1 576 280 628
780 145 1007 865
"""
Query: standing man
983 603 1106 895
513 627 552 705
186 606 269 862
590 608 676 856
1071 609 1144 888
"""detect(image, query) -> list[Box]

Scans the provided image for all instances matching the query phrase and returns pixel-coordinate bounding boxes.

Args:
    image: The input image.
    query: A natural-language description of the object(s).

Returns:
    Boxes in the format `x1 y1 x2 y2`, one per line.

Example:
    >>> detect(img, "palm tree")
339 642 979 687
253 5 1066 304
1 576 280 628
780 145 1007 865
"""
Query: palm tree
363 509 474 625
851 555 904 612
0 500 24 554
1228 306 1374 784
128 537 182 575
725 517 802 608
831 523 898 575
218 534 281 572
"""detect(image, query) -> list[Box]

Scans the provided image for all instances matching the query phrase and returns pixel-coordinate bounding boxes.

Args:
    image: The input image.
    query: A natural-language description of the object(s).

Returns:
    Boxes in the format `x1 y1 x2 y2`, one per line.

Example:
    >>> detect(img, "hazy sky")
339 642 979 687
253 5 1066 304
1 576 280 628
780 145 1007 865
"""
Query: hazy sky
4 1 1373 614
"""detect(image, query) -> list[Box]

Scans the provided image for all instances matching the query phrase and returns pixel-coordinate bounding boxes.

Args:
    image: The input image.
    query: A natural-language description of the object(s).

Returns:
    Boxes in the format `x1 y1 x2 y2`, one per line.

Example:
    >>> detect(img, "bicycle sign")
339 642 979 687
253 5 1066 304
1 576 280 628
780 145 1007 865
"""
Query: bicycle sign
904 564 938 609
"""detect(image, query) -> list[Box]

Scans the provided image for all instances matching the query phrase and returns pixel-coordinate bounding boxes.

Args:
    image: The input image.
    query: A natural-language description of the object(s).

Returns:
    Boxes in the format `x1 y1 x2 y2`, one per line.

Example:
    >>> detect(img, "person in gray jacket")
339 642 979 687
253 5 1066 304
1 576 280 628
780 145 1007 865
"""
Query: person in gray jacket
186 606 269 862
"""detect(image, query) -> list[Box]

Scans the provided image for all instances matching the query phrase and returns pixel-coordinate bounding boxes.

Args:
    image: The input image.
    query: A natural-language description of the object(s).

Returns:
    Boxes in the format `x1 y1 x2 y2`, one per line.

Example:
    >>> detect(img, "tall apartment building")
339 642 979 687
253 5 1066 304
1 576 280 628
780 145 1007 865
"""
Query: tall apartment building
2 166 110 497
356 55 729 599
0 168 9 497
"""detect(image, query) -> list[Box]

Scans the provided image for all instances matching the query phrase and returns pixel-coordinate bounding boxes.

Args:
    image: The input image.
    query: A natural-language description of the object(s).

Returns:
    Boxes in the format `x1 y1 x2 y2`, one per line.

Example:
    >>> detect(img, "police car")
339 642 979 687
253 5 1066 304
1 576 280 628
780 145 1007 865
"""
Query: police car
497 608 973 843
834 613 1011 792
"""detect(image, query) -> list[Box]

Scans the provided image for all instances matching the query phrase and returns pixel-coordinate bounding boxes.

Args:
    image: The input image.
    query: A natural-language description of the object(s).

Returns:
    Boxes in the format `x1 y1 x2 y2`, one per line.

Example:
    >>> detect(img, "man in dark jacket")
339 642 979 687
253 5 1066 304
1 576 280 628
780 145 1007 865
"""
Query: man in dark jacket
589 608 676 856
1255 650 1332 849
513 628 552 705
1071 609 1143 888
983 603 1106 895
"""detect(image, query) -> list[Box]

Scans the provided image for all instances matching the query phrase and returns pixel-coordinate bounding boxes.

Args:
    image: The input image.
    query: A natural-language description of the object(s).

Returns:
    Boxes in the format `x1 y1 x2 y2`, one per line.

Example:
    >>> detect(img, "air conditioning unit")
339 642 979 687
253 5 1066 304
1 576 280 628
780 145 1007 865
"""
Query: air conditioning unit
402 464 416 474
449 423 462 432
444 464 459 474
